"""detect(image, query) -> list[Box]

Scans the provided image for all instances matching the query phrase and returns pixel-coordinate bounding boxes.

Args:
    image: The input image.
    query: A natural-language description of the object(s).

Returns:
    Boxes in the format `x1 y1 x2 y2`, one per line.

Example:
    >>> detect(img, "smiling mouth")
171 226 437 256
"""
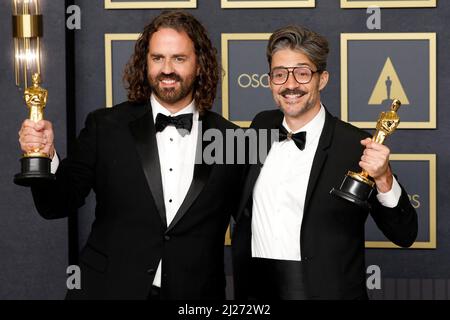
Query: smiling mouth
283 93 305 99
280 88 307 98
157 72 182 86
281 92 306 103
159 79 180 88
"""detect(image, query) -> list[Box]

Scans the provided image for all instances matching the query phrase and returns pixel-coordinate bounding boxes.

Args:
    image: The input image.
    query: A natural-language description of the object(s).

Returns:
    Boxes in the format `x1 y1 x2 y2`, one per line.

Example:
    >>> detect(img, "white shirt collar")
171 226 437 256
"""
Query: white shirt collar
282 104 326 148
150 94 197 123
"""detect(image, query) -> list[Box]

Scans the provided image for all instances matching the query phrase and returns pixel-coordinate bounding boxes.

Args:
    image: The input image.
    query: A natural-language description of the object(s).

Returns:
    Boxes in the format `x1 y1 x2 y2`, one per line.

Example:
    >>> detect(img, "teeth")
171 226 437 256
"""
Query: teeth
161 79 176 84
284 94 303 99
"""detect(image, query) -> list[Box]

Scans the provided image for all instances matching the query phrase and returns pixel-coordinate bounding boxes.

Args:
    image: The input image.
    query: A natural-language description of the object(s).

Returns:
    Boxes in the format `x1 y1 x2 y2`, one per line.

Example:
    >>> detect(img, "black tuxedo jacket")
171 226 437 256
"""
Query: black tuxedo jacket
232 108 418 300
31 101 243 300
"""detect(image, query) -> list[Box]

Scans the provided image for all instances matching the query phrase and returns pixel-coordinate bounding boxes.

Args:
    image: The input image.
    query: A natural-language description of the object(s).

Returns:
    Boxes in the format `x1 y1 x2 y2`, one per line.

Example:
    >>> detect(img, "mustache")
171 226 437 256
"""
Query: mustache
157 73 182 82
280 88 307 96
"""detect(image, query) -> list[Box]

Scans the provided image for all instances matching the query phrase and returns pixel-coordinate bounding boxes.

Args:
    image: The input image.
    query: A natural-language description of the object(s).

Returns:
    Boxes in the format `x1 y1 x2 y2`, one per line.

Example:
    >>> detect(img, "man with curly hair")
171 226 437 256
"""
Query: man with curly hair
18 11 243 300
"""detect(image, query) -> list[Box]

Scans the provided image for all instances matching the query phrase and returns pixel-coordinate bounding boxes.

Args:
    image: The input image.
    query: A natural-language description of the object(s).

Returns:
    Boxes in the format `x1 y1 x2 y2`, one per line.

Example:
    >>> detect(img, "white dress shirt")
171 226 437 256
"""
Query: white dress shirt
150 94 199 287
251 105 402 261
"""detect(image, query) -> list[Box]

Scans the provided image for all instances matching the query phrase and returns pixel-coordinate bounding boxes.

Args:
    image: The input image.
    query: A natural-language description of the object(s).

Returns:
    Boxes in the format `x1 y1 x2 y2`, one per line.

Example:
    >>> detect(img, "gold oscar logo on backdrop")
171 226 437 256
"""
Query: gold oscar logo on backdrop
340 33 436 129
365 154 436 249
221 33 272 127
408 194 421 209
368 57 410 106
237 73 270 88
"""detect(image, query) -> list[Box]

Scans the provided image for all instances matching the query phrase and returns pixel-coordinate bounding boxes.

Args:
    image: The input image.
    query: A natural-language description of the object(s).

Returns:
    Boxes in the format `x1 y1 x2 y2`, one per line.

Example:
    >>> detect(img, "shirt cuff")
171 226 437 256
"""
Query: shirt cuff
50 151 60 174
376 176 402 208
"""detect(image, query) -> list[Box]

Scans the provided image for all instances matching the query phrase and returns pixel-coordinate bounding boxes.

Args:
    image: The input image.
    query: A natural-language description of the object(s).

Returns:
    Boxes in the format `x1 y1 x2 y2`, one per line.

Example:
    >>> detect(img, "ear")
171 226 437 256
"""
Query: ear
318 71 329 91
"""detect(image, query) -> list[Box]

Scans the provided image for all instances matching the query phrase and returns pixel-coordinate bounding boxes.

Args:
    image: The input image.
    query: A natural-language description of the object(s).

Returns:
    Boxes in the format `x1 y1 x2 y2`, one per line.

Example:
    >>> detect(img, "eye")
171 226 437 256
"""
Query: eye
174 56 186 63
296 68 311 77
272 71 285 78
151 56 163 63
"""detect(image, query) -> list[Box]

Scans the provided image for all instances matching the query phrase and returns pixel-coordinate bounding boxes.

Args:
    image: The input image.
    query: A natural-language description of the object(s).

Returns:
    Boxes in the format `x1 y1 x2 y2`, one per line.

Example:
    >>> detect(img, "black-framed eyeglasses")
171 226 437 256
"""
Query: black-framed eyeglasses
269 67 321 85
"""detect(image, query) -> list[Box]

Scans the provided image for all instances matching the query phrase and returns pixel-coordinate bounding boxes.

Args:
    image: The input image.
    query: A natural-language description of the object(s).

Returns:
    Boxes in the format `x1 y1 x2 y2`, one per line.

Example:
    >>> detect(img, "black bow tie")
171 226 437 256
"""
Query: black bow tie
155 113 193 137
278 125 307 150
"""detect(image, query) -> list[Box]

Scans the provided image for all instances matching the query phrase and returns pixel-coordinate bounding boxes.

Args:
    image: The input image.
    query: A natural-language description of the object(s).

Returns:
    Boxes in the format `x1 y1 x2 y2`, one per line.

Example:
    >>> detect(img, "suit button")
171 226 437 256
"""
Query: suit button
147 268 155 275
164 235 171 241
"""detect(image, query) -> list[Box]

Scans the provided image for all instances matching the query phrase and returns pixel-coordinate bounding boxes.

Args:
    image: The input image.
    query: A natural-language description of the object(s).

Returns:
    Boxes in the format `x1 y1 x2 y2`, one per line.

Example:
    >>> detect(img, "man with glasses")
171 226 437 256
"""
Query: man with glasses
232 25 417 300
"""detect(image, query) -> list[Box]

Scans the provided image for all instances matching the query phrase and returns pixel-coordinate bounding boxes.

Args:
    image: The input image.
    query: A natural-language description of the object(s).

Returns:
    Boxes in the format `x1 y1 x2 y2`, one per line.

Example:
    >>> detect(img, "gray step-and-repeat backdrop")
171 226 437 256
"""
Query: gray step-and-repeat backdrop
1 0 448 299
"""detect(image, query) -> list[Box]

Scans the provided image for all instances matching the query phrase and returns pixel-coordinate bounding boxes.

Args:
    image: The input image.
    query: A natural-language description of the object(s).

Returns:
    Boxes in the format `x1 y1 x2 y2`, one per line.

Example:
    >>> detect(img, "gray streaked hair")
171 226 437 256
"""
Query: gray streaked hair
267 25 329 72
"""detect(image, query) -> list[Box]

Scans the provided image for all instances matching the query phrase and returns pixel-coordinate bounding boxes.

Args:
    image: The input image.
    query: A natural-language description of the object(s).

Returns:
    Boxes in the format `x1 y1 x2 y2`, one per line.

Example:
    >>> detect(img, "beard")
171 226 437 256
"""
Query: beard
149 72 196 105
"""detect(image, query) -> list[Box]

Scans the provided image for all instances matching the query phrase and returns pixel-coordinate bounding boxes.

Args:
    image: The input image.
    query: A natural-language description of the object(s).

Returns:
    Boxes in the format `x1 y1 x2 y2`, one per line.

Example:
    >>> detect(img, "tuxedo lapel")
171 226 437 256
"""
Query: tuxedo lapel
236 163 261 222
129 103 167 228
303 109 335 215
165 111 213 233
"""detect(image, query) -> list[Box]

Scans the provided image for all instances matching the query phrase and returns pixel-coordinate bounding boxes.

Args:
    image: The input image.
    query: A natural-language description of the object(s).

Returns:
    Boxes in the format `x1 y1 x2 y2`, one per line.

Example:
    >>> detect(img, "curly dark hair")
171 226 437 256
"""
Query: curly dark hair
123 10 219 114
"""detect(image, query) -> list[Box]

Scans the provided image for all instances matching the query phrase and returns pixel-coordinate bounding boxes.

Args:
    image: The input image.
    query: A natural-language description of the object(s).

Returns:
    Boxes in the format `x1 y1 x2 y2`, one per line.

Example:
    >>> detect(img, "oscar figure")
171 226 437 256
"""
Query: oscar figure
14 73 55 186
330 99 402 209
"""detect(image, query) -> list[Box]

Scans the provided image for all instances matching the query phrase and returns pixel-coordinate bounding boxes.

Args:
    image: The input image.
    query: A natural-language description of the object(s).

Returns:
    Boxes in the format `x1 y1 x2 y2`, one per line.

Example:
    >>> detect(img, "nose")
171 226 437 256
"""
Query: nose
161 59 174 74
284 71 299 89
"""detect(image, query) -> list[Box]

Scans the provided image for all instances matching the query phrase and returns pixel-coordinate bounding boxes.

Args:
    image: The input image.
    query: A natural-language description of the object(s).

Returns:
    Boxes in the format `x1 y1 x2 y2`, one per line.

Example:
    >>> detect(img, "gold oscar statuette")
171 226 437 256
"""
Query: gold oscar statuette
12 0 54 186
330 99 402 209
14 73 55 186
